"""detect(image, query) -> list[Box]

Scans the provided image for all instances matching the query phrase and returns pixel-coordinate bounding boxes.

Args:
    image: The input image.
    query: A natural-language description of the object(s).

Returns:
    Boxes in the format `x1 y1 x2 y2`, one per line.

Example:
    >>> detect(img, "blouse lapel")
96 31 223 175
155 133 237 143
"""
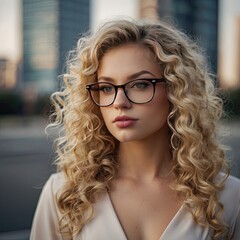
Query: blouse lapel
79 193 210 240
160 205 211 240
78 193 127 240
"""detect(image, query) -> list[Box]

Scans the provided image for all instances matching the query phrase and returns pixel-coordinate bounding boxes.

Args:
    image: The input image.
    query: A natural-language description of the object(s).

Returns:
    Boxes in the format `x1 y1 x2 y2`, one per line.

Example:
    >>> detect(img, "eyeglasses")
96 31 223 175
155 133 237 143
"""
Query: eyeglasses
86 78 166 107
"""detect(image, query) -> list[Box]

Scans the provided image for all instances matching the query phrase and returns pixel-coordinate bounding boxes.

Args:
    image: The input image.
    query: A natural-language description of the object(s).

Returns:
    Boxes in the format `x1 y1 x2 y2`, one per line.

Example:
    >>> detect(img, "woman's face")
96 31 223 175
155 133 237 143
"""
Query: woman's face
97 43 170 143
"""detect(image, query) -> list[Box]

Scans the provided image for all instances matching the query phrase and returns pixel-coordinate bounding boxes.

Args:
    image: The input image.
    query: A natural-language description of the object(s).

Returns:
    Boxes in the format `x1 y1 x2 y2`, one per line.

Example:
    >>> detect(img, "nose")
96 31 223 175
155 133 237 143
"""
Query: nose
113 88 131 109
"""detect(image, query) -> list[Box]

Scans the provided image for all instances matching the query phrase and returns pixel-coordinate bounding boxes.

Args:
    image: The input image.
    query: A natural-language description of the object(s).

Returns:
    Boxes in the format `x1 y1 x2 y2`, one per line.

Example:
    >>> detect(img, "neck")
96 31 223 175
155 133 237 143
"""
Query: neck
117 130 173 183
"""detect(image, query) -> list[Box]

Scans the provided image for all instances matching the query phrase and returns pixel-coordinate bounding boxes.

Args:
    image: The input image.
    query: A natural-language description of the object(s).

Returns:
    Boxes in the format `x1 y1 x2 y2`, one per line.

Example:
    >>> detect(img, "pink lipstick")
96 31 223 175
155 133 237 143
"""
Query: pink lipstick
113 116 137 128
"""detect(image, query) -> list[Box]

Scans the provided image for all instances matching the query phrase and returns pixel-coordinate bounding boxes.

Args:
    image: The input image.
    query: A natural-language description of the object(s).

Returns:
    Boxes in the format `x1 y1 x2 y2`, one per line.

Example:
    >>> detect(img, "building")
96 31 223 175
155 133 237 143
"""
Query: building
218 0 240 89
23 0 90 94
157 0 218 74
236 16 240 88
139 0 158 20
0 58 18 90
220 15 240 89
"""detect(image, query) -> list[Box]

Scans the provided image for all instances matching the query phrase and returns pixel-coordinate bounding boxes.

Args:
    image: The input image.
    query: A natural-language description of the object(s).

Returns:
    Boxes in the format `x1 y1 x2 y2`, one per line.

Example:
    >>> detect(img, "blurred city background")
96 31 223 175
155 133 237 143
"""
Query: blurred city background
0 0 239 239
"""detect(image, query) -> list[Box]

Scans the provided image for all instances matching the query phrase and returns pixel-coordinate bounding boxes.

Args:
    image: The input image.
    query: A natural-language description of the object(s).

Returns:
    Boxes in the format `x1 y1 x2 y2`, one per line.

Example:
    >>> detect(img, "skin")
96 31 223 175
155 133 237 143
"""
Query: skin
98 43 182 240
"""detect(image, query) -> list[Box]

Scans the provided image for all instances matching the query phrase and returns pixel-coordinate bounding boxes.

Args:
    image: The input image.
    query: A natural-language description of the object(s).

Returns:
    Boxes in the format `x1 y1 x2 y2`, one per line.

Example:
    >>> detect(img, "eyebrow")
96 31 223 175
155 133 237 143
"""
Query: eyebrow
98 70 155 82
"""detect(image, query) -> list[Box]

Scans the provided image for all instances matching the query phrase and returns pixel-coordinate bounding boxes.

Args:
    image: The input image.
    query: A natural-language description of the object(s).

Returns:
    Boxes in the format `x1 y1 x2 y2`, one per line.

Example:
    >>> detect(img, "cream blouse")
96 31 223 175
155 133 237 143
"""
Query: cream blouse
30 173 240 240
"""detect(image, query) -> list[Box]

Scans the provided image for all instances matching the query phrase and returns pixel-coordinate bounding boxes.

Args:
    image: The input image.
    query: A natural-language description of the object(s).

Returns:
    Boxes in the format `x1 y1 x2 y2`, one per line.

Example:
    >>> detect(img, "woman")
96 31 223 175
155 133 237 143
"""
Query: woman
30 19 240 240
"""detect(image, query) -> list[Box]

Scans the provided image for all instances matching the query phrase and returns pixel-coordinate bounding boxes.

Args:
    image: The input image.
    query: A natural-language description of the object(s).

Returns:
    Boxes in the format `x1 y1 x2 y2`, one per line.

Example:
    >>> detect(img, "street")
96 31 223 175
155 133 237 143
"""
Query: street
0 117 55 240
0 117 239 240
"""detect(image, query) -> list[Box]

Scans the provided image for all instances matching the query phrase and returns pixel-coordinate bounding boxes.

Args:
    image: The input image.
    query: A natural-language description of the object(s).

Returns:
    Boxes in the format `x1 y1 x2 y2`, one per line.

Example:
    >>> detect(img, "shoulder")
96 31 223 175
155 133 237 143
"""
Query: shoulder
46 172 67 194
217 173 240 226
218 173 240 201
36 172 67 209
35 172 67 210
30 172 68 240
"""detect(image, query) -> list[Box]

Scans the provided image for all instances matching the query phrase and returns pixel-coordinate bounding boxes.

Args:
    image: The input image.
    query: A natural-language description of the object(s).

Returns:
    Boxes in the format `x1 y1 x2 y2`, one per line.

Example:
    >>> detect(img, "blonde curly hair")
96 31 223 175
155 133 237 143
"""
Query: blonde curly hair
48 19 230 239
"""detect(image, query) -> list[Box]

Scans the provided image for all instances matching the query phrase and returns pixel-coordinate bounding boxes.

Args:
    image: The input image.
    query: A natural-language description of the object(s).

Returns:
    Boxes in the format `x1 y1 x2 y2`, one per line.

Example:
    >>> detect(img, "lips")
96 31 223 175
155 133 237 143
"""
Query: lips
113 116 138 128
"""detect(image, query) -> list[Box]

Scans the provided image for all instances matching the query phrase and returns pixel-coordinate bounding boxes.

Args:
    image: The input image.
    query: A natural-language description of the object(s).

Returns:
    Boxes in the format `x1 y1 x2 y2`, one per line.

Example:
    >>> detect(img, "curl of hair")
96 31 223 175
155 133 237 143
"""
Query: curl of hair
48 18 230 239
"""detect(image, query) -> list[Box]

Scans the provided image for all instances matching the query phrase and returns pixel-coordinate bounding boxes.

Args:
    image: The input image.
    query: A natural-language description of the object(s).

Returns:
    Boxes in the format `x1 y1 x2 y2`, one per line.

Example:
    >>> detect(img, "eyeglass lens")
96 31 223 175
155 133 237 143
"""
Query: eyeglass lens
89 79 156 106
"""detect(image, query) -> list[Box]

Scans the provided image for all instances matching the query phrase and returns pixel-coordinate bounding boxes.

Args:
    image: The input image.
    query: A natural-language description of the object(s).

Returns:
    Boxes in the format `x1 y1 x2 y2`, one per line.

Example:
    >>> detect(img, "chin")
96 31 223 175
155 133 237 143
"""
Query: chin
111 133 132 142
114 133 144 143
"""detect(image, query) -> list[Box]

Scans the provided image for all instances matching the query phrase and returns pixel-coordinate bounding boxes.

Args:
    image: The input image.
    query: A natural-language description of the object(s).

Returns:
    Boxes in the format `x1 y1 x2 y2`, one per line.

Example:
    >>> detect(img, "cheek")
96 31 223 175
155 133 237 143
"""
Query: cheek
152 89 169 117
100 108 111 126
100 108 106 120
100 109 118 138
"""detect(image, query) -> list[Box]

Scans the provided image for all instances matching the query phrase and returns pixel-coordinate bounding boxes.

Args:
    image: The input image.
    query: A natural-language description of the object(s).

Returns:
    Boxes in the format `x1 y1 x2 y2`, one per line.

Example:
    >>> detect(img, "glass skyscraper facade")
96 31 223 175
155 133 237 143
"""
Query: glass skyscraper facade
23 0 90 94
158 0 218 74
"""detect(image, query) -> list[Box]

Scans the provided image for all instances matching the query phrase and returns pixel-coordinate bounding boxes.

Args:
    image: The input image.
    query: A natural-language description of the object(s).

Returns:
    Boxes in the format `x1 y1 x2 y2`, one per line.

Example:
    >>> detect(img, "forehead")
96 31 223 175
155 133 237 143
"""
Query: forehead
97 43 161 81
100 43 155 63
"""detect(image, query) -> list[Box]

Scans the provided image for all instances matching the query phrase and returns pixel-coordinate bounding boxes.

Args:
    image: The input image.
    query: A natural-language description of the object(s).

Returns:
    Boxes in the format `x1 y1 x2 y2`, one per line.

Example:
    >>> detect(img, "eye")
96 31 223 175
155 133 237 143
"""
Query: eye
93 84 114 93
131 80 151 90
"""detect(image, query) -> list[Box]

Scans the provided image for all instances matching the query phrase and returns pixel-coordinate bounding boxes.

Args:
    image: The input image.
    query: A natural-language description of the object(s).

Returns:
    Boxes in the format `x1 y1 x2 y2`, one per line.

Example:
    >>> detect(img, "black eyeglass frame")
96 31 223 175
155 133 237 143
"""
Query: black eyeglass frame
86 78 166 107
